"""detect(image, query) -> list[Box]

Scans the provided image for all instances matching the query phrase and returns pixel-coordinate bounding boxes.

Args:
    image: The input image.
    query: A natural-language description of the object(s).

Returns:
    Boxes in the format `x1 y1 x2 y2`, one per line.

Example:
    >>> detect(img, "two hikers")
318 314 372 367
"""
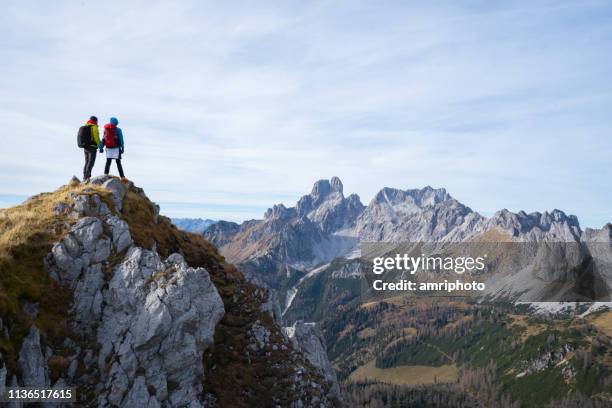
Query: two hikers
77 116 127 181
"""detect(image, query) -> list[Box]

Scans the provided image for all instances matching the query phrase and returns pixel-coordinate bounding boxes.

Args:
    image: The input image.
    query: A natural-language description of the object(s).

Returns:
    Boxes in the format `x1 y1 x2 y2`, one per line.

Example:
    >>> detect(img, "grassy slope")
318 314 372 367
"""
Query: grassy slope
0 181 113 378
349 360 458 386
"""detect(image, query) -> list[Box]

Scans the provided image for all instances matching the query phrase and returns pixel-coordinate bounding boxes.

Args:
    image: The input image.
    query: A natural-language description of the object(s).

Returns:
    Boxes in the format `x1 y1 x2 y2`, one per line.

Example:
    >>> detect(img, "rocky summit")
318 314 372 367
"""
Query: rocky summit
0 175 341 407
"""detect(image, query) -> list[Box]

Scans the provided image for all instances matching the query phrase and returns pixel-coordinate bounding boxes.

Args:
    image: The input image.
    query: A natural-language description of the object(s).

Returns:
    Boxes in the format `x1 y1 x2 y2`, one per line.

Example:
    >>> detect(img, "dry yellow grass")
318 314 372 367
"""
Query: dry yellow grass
0 181 113 375
357 327 376 339
382 328 418 353
509 314 546 342
444 315 474 330
349 360 458 385
338 323 355 340
403 327 417 336
0 182 111 258
359 294 410 310
468 228 515 243
589 311 612 337
359 300 379 310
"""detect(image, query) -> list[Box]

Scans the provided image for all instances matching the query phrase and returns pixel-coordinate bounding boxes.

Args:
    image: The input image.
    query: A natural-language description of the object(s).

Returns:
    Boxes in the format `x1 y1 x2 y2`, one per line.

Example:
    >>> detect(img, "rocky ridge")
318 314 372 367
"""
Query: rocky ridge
0 176 341 407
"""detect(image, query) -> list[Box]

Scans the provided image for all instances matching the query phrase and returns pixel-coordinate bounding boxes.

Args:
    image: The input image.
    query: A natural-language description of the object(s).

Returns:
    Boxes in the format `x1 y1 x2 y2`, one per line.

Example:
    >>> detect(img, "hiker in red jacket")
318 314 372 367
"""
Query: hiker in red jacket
99 117 127 181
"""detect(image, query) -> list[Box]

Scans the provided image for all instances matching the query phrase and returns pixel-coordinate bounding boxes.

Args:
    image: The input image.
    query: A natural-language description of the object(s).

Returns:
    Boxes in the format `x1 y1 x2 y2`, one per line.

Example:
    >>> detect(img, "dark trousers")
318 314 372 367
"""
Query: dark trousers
105 158 125 178
83 148 97 180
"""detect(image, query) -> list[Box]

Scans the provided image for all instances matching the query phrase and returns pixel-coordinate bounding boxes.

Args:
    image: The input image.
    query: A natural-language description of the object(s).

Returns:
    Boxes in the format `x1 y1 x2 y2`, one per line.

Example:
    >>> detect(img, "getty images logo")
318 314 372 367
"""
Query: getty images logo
372 254 488 275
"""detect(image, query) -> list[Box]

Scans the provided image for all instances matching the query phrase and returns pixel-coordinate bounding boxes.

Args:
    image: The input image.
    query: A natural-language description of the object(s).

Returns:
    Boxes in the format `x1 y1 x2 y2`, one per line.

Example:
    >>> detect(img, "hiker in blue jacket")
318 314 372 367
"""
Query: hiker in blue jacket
99 117 127 181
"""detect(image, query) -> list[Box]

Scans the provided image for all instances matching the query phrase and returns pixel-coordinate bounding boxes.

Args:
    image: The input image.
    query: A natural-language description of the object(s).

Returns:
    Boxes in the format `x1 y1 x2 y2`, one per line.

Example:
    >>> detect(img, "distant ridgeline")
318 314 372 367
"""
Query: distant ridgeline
171 218 216 234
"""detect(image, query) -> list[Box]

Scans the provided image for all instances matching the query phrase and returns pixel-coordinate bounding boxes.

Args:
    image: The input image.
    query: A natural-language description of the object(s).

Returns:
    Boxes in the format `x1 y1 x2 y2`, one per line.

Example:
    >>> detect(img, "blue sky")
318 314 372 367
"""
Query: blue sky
1 1 611 227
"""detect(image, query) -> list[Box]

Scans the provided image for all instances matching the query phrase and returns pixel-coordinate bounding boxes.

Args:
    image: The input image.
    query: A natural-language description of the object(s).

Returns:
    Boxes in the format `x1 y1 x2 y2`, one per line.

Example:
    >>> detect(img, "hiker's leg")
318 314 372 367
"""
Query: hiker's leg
116 159 125 178
83 150 90 179
84 149 95 179
87 150 96 178
104 158 112 175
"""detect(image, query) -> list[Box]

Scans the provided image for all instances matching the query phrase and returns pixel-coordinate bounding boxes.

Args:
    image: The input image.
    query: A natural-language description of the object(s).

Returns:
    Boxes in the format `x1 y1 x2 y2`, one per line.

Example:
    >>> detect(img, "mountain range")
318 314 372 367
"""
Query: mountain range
202 177 612 406
203 177 611 306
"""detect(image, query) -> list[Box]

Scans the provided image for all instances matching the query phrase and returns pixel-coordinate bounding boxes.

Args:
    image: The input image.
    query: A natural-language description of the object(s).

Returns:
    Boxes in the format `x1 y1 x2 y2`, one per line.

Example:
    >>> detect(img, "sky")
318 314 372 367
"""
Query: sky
1 1 611 227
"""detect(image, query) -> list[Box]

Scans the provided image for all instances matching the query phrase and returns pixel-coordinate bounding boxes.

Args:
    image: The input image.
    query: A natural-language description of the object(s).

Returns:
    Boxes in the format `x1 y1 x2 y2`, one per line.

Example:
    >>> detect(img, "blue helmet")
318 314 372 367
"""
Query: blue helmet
110 117 119 125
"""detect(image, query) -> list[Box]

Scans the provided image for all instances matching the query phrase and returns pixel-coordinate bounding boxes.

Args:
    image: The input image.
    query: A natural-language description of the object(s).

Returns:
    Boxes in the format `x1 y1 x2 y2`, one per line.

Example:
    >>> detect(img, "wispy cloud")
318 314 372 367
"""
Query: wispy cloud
1 1 611 227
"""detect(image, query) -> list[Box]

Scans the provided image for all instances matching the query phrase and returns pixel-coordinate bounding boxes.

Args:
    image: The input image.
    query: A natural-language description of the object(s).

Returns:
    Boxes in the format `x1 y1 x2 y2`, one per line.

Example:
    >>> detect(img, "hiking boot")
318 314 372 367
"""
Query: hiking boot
120 177 128 183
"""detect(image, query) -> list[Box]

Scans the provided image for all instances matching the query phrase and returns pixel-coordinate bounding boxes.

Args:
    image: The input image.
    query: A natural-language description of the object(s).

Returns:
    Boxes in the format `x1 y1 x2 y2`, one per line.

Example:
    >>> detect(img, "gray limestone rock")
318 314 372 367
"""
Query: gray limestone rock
73 194 111 217
96 250 224 407
72 217 103 251
18 325 49 387
106 215 133 253
102 178 127 213
284 321 341 401
0 352 6 397
73 264 105 324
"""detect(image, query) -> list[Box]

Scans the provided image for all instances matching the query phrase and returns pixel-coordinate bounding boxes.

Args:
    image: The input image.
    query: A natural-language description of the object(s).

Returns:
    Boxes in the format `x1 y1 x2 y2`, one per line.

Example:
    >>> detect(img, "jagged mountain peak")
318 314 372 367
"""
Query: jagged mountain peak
357 185 480 242
310 177 344 205
583 223 612 242
260 177 364 234
264 203 296 220
372 185 453 209
488 207 582 240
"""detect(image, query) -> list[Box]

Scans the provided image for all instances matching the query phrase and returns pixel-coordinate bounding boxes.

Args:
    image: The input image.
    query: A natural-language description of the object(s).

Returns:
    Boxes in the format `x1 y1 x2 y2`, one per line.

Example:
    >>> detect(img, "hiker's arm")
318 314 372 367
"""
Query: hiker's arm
118 128 125 152
98 129 104 152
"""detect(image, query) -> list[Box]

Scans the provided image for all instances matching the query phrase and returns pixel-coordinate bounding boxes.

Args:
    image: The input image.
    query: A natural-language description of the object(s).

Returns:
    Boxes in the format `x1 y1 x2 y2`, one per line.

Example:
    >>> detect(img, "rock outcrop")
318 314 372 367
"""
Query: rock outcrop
0 176 342 407
96 250 225 407
202 220 242 248
285 321 342 402
37 175 226 407
17 325 48 387
0 352 6 398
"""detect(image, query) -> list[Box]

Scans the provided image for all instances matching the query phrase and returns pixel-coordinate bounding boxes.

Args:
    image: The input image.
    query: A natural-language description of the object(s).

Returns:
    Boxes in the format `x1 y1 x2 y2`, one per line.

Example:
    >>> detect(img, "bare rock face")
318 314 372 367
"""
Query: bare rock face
583 223 612 243
202 220 241 248
298 178 364 234
354 186 487 242
260 288 284 325
285 321 342 402
18 325 49 387
486 209 582 241
97 250 224 408
0 352 6 397
86 175 128 212
41 180 225 407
